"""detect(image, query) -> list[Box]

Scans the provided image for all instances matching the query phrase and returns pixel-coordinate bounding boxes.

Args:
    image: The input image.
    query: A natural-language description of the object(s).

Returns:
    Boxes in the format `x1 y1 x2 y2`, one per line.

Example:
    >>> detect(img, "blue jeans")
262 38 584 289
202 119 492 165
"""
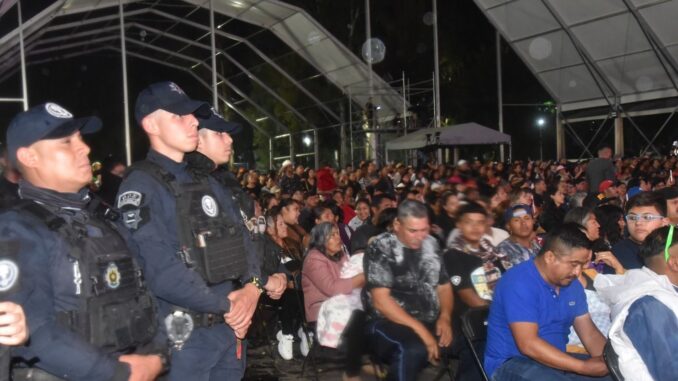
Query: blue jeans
491 356 612 381
366 319 449 381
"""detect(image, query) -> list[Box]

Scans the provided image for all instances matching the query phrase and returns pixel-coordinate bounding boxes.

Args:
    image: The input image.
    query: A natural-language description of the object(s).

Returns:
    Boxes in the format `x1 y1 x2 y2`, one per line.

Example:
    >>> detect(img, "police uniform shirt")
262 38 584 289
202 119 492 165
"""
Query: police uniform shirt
116 149 260 319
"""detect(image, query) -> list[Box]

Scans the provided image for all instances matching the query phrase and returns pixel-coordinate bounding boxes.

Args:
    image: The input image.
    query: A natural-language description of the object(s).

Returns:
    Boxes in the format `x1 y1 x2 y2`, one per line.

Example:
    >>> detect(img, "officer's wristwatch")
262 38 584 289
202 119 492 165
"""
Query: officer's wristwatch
247 276 265 294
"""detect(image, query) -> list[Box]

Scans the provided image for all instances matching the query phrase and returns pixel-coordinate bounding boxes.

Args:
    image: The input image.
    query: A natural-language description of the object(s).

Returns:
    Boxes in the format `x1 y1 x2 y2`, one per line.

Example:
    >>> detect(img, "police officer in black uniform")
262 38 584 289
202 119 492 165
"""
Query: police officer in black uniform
0 302 27 381
185 107 287 298
0 103 166 380
116 82 283 381
0 241 28 381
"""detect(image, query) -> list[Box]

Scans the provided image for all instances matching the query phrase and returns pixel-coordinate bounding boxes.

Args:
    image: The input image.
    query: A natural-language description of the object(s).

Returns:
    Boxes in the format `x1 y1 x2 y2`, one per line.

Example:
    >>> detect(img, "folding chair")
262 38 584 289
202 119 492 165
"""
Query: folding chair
603 339 624 381
460 306 490 381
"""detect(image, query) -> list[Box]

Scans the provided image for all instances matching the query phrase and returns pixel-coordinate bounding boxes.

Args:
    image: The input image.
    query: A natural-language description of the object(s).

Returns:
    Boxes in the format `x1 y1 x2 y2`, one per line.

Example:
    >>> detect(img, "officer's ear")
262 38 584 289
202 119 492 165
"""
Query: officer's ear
140 113 160 137
196 128 209 150
16 146 38 170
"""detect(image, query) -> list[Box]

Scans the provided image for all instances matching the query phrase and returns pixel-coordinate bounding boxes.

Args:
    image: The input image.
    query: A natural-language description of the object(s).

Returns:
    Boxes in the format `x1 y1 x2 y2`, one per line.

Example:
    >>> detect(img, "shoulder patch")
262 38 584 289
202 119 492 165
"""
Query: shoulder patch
118 191 143 208
121 208 145 230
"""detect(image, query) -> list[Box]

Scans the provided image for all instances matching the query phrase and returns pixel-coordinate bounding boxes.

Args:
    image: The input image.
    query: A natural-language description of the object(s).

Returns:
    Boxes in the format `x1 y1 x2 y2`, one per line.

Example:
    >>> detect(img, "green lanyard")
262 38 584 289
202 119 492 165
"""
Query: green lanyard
665 225 675 263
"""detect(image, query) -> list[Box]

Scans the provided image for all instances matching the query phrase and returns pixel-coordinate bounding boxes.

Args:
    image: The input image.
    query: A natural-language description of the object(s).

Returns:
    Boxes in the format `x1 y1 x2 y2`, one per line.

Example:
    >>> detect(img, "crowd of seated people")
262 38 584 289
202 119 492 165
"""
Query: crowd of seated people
6 146 674 380
209 151 676 380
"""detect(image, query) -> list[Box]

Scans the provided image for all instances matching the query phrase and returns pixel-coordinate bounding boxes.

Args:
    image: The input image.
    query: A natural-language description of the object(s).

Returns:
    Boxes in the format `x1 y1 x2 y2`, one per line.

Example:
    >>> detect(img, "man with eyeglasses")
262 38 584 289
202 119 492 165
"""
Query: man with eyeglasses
594 225 678 381
611 192 669 271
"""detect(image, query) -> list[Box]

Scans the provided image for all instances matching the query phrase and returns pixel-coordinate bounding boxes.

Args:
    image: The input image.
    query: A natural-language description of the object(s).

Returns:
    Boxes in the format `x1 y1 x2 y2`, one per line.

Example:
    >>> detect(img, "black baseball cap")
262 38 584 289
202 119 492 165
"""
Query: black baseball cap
198 107 242 135
6 102 101 166
134 81 210 124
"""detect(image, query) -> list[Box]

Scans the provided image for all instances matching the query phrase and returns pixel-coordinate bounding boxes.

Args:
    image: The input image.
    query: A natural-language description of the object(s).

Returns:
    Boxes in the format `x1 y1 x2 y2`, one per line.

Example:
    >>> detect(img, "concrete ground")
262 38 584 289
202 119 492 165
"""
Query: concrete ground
244 341 457 381
244 304 457 380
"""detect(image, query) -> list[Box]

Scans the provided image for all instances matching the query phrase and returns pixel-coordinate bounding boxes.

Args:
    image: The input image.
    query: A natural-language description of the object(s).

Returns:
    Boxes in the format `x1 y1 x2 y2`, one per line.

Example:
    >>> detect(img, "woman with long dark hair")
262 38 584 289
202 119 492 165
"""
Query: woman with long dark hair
594 204 626 246
539 184 567 232
262 206 306 361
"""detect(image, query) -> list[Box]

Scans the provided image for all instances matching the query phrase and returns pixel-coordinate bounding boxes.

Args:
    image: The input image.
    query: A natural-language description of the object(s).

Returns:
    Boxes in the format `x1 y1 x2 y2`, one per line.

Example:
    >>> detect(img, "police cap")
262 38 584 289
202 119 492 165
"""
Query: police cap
6 102 101 166
134 81 210 124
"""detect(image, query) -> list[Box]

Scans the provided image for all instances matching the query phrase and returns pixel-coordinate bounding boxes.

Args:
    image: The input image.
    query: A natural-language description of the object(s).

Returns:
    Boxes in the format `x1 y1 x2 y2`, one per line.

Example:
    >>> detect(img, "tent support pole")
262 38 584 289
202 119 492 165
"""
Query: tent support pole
269 138 273 170
119 0 131 165
18 1 28 111
348 91 354 166
497 31 504 162
556 107 565 160
209 0 218 110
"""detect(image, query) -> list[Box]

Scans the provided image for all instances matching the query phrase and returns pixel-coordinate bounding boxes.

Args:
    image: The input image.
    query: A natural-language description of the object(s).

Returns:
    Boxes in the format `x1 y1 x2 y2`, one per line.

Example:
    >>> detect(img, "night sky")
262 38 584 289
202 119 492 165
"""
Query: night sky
0 0 675 165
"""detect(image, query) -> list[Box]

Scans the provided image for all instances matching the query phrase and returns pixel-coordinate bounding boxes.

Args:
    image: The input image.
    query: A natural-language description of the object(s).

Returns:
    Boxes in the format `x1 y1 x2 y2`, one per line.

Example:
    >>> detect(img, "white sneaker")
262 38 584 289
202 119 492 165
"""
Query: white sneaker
276 330 294 360
298 327 313 357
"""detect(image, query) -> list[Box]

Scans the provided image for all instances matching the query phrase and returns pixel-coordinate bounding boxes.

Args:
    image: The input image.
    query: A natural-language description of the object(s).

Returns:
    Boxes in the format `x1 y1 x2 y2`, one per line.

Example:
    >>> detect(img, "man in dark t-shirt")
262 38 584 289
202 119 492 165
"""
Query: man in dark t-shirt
444 202 506 381
363 200 453 381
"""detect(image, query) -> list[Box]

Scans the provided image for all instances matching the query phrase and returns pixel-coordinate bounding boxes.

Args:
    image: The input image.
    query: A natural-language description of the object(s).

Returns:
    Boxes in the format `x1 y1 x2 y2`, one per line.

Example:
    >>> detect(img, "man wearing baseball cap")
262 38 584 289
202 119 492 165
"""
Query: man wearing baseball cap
0 103 166 380
116 82 273 380
598 179 618 199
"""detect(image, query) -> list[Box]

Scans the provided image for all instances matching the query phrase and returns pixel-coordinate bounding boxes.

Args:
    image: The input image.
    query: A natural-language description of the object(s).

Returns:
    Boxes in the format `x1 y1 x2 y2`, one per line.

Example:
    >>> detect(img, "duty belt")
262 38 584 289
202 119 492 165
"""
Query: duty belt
12 368 65 381
189 312 225 328
165 309 226 350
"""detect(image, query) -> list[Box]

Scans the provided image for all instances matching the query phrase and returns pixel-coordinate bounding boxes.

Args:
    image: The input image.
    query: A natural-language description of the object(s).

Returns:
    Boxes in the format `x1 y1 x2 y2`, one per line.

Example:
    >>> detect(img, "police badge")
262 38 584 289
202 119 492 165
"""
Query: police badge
104 262 121 289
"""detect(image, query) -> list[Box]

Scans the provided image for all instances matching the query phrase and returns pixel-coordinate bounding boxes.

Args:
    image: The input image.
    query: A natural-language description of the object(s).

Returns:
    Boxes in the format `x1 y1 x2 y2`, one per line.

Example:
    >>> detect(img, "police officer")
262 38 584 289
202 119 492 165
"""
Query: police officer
0 301 27 381
185 107 287 301
0 240 28 381
116 82 284 380
0 103 166 380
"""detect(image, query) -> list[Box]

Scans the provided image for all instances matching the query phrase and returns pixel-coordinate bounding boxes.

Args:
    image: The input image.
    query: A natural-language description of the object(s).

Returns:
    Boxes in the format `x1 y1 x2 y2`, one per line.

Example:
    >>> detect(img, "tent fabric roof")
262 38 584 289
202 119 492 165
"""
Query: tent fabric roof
0 0 407 136
385 123 511 151
474 0 678 113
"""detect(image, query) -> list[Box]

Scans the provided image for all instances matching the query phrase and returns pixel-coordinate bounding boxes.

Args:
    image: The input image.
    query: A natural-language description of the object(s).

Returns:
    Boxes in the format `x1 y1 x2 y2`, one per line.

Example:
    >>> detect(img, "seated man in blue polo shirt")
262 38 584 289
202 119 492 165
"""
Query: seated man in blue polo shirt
485 223 611 380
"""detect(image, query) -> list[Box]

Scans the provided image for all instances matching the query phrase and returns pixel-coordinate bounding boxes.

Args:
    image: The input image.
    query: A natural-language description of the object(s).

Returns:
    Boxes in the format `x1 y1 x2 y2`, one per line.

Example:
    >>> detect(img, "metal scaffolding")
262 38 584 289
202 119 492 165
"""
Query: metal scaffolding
0 0 409 169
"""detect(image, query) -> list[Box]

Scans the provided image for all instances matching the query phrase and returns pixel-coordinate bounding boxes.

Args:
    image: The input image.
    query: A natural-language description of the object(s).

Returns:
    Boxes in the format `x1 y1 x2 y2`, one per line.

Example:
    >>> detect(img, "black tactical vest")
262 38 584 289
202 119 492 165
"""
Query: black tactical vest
20 202 156 353
127 161 248 284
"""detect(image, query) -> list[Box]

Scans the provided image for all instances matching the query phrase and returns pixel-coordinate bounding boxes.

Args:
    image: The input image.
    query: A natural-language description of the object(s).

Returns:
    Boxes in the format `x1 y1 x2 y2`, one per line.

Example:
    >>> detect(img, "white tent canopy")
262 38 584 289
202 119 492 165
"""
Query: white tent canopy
474 0 678 114
385 122 511 151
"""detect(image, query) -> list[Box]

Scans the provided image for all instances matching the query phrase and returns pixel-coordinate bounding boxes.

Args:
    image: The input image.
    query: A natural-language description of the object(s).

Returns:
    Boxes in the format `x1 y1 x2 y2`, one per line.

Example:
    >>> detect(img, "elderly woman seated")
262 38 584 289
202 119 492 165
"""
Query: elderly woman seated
302 222 366 381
